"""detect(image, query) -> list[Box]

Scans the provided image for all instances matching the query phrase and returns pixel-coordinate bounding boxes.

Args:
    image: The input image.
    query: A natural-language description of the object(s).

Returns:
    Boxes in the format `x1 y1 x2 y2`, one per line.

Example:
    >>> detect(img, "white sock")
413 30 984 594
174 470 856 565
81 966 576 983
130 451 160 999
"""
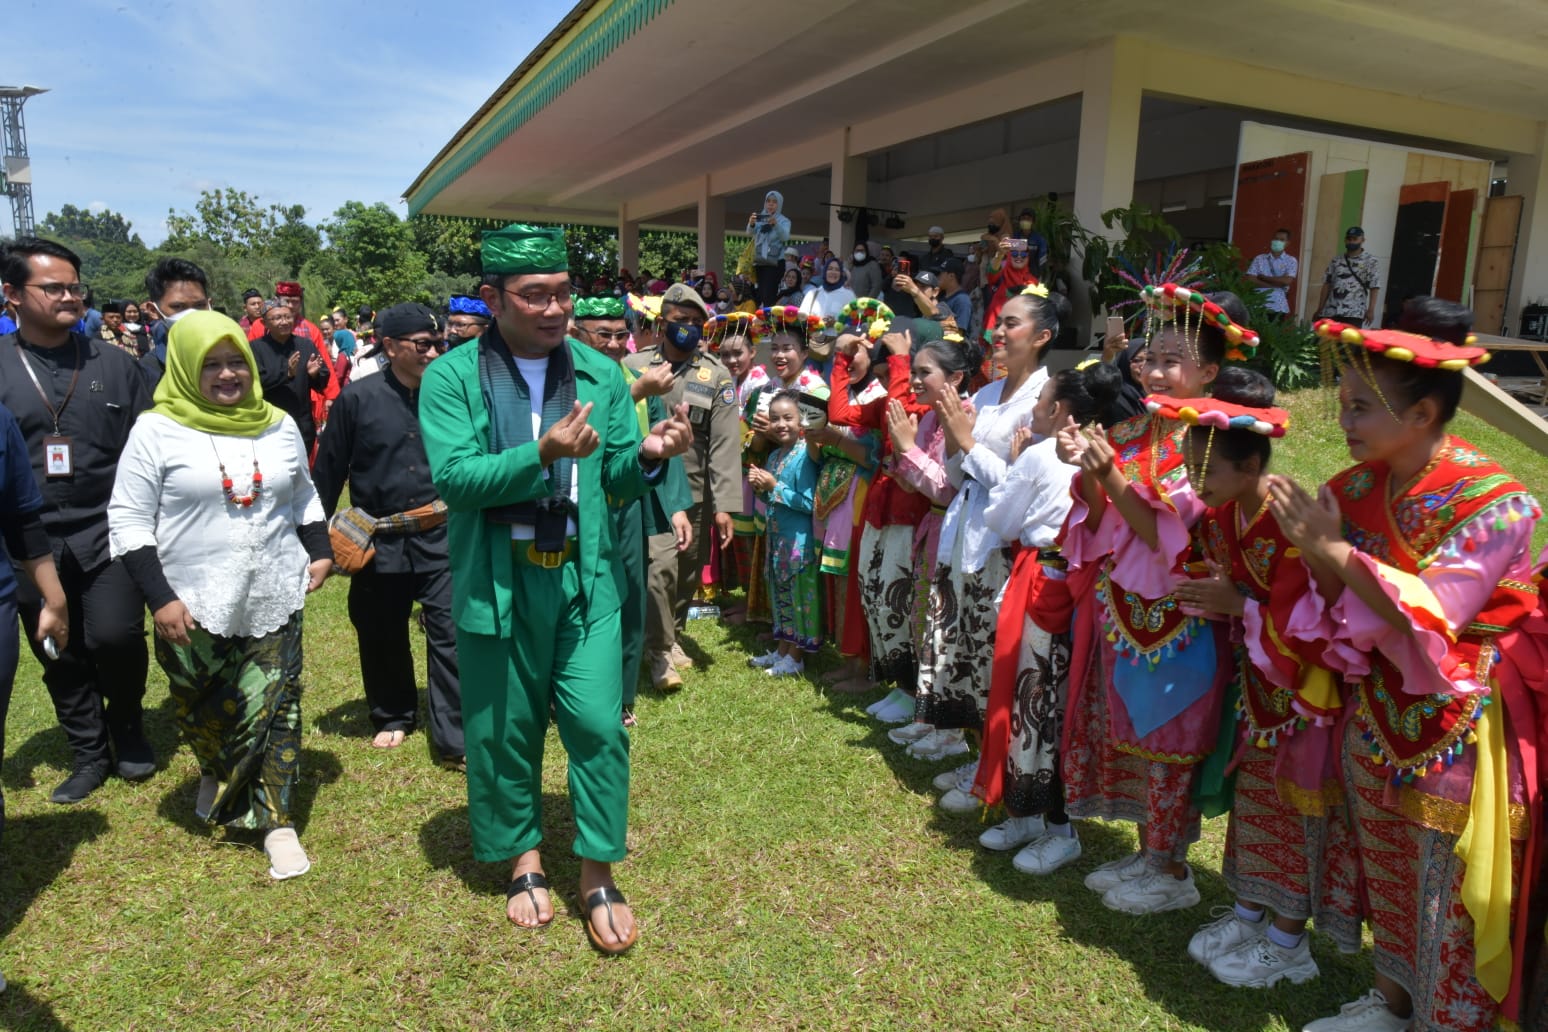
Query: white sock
1266 923 1305 949
1235 902 1266 924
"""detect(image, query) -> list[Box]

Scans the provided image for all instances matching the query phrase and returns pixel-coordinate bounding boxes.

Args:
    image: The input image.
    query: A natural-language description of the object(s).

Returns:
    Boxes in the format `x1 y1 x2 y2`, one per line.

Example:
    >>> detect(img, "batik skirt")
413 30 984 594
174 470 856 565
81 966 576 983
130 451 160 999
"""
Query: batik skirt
915 543 1009 731
154 610 304 830
1003 619 1072 818
859 522 918 687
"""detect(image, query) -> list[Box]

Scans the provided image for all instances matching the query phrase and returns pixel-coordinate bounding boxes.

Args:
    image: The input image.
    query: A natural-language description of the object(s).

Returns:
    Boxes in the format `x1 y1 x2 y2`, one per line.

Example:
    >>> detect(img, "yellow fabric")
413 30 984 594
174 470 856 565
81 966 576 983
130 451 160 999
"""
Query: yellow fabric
152 310 284 437
1261 613 1343 715
1375 563 1457 643
620 365 650 437
1455 700 1512 1003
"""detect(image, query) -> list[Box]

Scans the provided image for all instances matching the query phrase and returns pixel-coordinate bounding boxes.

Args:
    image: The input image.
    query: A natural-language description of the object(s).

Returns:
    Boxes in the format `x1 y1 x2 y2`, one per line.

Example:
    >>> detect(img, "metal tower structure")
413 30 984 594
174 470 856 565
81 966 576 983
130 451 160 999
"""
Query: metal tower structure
0 86 48 240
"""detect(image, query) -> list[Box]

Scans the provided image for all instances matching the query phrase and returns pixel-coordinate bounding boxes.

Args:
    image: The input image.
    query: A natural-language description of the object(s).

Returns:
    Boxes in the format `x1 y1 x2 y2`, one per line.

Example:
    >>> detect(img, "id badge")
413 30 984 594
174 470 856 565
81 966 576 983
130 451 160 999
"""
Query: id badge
43 435 73 479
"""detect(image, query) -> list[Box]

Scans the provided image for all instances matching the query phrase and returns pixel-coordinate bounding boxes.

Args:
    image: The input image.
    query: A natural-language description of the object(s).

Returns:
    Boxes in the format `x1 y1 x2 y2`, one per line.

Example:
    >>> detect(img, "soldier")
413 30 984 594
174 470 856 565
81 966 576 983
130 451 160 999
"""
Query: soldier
623 283 742 691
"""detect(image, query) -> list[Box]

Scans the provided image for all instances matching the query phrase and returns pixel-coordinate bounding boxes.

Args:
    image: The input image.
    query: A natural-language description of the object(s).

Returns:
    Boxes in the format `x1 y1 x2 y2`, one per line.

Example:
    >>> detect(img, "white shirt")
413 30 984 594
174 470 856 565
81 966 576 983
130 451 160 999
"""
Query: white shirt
982 436 1075 549
510 355 579 539
1246 252 1298 314
108 413 324 638
798 285 857 322
939 366 1048 573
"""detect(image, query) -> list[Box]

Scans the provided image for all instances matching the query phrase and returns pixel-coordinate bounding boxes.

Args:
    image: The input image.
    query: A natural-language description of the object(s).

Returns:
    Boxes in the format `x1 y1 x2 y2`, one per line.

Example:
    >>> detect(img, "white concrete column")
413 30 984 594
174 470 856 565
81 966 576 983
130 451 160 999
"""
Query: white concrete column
830 130 868 258
1071 38 1143 341
1507 125 1548 334
618 204 639 277
696 177 726 279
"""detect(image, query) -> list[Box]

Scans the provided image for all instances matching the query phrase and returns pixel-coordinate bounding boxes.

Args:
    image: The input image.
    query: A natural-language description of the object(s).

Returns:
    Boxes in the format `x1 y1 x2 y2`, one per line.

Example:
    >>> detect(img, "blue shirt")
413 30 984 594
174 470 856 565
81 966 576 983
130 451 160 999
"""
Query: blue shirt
0 403 45 602
941 290 972 329
0 314 15 336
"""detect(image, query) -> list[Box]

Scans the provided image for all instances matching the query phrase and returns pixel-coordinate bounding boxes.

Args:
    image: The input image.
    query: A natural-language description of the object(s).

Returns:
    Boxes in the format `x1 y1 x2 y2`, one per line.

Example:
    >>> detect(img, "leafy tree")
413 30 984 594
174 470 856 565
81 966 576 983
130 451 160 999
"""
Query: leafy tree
638 231 699 285
410 214 503 278
164 188 280 255
271 204 322 277
322 201 430 312
40 204 142 246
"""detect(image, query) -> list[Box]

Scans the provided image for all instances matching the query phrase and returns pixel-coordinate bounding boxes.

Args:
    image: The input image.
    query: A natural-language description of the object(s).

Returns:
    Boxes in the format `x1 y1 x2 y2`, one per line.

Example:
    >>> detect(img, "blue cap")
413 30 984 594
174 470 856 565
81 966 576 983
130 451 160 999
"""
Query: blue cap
449 294 491 318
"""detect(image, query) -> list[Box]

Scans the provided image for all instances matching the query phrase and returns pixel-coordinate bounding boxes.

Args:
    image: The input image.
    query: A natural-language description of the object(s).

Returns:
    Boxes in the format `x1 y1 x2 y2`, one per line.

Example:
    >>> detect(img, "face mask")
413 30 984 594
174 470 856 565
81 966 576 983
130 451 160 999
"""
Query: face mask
929 239 943 248
1019 220 1033 233
853 251 866 263
1269 240 1286 255
987 223 997 234
966 254 978 264
1345 241 1361 253
165 307 199 325
664 321 702 352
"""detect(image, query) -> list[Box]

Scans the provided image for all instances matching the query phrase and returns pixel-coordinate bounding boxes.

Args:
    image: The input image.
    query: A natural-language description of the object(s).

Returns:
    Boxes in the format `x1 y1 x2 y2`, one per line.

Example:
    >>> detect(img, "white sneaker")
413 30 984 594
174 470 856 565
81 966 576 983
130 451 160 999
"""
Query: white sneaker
1083 850 1147 893
748 650 782 669
1210 934 1319 988
887 722 934 746
1012 828 1083 874
766 655 804 677
933 759 978 792
908 728 969 761
1102 866 1201 915
938 787 979 814
875 696 916 724
263 827 312 881
1302 990 1412 1032
1188 908 1265 966
867 688 910 716
979 815 1046 851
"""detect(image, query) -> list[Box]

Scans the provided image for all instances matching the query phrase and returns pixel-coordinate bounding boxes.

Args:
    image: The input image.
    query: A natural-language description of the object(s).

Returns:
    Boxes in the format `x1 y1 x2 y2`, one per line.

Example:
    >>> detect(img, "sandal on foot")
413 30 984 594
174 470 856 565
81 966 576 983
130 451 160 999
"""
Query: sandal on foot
371 729 406 749
582 886 638 955
506 872 553 927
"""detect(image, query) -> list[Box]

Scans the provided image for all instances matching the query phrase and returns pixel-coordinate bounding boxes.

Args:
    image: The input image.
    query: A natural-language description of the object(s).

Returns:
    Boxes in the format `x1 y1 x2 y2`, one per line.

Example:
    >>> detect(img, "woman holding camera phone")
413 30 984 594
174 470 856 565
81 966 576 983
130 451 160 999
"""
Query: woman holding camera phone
983 236 1039 341
747 191 792 306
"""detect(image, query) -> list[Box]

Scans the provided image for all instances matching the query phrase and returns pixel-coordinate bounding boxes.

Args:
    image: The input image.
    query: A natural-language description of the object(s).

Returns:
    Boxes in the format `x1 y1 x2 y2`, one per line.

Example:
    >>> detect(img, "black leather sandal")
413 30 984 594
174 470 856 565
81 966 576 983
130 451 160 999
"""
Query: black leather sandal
505 871 552 926
582 886 638 955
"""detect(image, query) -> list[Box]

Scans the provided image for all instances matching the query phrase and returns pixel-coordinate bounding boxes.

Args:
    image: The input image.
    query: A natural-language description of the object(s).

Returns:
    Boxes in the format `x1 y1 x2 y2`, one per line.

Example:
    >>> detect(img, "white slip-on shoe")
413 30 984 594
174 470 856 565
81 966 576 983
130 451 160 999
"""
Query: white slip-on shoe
938 787 979 814
264 827 312 881
748 650 783 669
875 697 915 724
979 815 1046 851
1011 828 1082 874
933 759 978 792
887 722 934 746
908 729 968 761
867 688 910 716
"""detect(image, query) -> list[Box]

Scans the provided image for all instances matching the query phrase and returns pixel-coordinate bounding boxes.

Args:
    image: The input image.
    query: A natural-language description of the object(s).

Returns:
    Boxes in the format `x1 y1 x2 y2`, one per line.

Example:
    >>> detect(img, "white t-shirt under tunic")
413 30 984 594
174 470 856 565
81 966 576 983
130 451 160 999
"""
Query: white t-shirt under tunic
510 355 579 540
108 412 324 638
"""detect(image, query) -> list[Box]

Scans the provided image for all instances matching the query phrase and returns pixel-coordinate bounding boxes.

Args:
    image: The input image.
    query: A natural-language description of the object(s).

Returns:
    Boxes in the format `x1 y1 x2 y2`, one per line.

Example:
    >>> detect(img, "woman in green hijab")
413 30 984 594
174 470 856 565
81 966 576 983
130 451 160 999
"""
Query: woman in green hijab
108 310 334 880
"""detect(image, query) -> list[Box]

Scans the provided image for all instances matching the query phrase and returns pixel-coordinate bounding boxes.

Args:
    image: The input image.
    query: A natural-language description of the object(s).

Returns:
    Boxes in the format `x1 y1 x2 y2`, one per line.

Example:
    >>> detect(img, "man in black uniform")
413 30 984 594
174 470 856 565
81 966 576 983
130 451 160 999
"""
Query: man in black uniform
139 257 212 391
0 238 154 802
312 302 463 768
250 299 330 454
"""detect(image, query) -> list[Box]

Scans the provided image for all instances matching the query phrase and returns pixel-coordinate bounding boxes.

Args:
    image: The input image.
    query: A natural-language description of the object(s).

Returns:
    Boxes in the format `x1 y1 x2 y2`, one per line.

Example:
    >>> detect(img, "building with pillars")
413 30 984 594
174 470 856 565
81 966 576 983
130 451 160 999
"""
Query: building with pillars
405 0 1548 339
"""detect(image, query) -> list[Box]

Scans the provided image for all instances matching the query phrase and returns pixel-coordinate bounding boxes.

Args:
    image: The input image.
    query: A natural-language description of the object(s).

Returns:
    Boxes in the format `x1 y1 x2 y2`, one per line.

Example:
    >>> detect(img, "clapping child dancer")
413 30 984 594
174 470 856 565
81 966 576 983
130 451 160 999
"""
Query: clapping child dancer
1160 367 1363 991
1056 285 1255 916
746 391 821 677
974 362 1130 872
1269 298 1546 1032
884 324 977 758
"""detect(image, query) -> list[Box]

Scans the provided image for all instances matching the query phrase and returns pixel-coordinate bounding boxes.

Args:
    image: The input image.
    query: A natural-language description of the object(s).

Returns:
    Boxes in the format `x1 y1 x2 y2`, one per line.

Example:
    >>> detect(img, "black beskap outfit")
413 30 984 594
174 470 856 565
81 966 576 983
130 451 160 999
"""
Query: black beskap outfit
250 332 329 453
311 368 462 762
0 332 154 784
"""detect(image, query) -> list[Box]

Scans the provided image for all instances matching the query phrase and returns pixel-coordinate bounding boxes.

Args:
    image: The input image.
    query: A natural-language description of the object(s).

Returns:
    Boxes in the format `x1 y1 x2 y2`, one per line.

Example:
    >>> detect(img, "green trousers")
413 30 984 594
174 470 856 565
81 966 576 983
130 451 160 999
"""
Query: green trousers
458 558 630 864
612 499 646 711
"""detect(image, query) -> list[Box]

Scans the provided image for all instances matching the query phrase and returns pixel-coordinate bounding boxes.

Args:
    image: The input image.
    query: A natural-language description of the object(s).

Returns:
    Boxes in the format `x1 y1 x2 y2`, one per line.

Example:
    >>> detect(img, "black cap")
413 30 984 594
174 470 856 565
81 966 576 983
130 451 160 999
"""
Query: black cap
912 270 939 289
376 302 439 339
940 257 965 278
1345 226 1364 237
241 288 261 300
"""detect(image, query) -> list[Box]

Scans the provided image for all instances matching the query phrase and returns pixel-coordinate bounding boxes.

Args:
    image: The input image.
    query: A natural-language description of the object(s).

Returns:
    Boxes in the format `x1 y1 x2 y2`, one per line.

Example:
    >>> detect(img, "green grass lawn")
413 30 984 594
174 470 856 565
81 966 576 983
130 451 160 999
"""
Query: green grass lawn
1 391 1546 1031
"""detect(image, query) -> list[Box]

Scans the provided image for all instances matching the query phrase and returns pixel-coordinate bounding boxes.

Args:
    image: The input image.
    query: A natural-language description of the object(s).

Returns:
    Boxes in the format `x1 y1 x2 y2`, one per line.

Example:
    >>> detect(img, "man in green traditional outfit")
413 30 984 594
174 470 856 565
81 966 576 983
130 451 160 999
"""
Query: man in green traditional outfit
571 296 692 725
419 226 693 954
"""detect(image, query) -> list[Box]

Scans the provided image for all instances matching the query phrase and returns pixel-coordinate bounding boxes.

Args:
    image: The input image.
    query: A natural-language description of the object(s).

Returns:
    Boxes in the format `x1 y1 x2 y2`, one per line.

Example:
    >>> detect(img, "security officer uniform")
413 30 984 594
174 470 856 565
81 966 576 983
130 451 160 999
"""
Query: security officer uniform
622 285 742 686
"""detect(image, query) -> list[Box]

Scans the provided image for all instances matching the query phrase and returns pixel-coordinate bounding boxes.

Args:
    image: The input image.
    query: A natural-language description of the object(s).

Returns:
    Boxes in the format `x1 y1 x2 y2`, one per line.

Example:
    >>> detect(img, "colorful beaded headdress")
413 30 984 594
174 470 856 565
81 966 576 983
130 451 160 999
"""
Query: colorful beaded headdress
706 311 755 350
838 298 894 342
1141 283 1259 363
626 293 661 323
753 306 823 345
1313 319 1488 418
1145 394 1288 489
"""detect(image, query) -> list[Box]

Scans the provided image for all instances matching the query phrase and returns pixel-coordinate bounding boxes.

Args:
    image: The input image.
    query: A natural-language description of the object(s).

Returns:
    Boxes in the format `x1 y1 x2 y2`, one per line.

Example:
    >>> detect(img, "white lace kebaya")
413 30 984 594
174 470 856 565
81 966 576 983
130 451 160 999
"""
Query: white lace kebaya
108 412 323 638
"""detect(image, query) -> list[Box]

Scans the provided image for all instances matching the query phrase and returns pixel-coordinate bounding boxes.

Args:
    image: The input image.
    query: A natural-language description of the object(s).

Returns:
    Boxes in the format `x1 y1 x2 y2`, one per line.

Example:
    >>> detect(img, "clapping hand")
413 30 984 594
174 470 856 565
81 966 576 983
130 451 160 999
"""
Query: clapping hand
747 465 775 493
1009 425 1033 462
539 400 600 464
641 402 693 462
1267 475 1344 563
934 390 976 455
1173 560 1243 618
885 399 919 454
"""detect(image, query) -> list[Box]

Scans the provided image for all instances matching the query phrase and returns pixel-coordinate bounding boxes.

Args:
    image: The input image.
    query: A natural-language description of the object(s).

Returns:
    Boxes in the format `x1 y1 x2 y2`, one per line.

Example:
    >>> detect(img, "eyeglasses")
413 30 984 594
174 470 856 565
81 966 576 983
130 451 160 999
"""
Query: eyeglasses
589 330 630 343
502 287 573 312
393 337 444 354
447 318 486 331
1008 251 1029 259
28 282 90 301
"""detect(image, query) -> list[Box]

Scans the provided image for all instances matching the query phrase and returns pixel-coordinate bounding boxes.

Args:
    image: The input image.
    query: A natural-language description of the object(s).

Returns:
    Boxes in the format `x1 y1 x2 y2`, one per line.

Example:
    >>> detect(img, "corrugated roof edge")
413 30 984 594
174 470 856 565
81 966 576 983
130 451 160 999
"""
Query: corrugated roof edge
403 0 673 215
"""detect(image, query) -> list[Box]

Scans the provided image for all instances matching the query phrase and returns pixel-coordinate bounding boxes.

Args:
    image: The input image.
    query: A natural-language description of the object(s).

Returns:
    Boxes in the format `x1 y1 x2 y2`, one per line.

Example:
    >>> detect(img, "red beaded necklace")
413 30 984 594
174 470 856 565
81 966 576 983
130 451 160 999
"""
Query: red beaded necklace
212 439 263 507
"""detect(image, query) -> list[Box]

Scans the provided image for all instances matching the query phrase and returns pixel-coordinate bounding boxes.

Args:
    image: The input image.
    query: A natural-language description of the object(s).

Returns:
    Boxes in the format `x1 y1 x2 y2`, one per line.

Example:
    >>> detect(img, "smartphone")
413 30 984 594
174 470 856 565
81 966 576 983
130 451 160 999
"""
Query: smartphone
1106 315 1124 343
1004 239 1028 253
896 257 913 278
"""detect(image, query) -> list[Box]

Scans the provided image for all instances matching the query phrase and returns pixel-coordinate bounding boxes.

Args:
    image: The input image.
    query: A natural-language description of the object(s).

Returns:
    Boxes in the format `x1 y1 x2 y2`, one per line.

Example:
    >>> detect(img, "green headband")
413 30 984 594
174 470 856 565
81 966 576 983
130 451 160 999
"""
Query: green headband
481 223 569 275
575 296 626 320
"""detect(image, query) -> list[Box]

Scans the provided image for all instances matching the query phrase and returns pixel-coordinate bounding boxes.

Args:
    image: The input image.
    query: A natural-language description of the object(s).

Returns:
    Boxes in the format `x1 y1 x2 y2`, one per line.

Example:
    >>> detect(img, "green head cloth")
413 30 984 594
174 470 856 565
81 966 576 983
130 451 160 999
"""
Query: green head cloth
481 223 569 276
574 296 626 321
153 310 285 437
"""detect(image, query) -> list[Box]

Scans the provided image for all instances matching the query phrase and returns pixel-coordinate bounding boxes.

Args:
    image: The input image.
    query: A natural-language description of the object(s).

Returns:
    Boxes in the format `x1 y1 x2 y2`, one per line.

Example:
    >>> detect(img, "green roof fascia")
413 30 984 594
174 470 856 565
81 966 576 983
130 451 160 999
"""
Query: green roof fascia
407 0 674 216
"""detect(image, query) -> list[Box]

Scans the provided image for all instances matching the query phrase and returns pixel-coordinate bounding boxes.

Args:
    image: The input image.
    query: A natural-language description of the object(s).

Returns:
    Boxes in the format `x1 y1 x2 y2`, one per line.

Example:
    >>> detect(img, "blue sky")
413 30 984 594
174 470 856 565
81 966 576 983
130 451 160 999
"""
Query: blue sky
5 0 562 245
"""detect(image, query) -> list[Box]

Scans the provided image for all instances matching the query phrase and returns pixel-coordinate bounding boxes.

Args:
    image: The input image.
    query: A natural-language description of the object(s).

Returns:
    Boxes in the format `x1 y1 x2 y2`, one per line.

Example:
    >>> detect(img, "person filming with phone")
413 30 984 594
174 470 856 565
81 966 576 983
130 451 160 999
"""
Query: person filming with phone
983 234 1039 341
747 191 792 307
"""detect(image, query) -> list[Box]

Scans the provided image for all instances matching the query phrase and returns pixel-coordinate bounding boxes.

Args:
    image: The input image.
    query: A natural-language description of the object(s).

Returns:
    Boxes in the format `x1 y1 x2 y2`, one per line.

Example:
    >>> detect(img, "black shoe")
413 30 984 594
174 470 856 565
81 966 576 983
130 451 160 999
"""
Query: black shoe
109 721 156 782
50 761 109 804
